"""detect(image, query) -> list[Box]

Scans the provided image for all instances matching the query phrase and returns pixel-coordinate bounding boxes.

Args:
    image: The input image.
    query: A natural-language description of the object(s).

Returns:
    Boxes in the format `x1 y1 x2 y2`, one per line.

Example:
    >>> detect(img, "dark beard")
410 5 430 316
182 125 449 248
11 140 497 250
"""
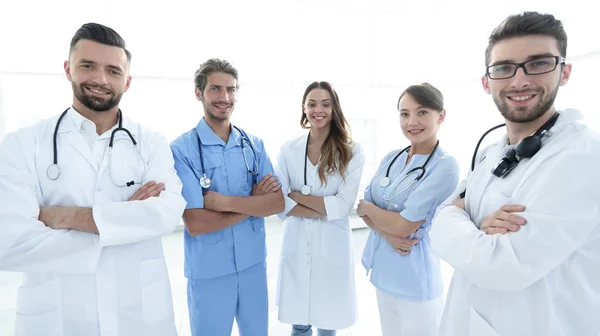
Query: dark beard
73 83 122 112
494 85 558 123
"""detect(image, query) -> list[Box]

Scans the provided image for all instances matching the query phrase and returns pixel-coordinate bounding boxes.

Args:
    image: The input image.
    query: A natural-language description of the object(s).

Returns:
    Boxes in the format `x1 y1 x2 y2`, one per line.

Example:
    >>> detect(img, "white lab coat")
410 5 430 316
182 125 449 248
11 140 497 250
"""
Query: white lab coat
0 108 187 336
275 135 365 330
431 109 600 336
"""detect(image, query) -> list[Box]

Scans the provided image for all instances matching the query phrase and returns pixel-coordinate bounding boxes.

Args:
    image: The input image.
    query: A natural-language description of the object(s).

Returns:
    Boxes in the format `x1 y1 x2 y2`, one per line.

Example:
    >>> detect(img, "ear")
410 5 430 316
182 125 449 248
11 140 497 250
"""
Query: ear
123 75 132 93
438 109 446 124
481 75 491 94
195 88 204 102
559 63 572 86
64 60 72 81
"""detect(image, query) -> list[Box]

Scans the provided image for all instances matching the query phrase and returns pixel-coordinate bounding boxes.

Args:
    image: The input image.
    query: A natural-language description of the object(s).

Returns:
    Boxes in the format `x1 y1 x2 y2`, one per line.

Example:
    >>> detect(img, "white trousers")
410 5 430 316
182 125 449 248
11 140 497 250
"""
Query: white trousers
376 289 444 336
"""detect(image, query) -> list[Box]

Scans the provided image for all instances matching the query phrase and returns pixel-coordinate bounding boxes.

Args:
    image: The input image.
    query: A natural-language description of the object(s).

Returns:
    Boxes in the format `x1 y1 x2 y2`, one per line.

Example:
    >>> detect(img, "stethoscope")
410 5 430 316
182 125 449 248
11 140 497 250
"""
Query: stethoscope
378 140 439 207
196 125 258 189
301 132 317 195
47 107 143 187
459 112 559 198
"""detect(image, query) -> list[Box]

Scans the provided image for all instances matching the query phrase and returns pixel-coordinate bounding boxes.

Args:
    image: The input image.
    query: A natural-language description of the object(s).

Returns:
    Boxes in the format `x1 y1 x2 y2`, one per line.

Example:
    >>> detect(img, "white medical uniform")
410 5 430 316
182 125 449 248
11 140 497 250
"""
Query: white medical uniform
0 108 186 336
361 145 459 336
431 109 600 336
275 135 365 330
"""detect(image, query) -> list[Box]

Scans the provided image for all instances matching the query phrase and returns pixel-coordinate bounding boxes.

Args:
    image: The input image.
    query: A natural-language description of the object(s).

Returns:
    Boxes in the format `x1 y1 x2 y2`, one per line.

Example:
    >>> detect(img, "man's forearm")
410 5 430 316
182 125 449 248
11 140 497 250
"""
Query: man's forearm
40 206 98 234
183 208 248 236
227 192 285 217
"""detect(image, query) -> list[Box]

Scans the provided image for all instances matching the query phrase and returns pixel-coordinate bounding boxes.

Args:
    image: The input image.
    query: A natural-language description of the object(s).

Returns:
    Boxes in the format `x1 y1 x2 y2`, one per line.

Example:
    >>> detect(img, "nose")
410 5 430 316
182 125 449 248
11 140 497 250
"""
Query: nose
508 67 531 90
407 114 419 126
91 69 109 85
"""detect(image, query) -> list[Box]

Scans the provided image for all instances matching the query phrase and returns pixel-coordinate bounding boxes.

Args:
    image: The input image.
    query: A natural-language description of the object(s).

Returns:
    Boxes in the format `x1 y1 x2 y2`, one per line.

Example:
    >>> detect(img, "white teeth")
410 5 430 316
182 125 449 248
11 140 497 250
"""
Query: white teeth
88 87 108 95
512 96 531 101
408 130 423 134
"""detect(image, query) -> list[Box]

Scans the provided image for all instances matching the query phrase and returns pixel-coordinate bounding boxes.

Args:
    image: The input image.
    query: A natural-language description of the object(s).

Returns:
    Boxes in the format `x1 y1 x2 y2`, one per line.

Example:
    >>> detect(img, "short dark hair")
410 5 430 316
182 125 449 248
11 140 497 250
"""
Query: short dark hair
69 23 132 62
485 11 567 66
397 82 444 112
194 58 239 92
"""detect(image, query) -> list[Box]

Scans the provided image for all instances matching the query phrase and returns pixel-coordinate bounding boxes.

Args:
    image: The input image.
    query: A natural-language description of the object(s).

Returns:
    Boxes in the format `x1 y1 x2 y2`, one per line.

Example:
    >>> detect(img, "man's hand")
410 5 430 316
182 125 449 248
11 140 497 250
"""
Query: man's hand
480 204 527 235
357 199 372 217
39 206 65 229
203 190 232 212
128 181 165 201
252 174 281 196
381 231 419 256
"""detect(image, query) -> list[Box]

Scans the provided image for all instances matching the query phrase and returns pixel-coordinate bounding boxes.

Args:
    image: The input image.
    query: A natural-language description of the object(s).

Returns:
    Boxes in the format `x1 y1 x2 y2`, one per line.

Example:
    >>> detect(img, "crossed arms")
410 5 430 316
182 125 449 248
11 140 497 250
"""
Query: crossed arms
183 174 284 236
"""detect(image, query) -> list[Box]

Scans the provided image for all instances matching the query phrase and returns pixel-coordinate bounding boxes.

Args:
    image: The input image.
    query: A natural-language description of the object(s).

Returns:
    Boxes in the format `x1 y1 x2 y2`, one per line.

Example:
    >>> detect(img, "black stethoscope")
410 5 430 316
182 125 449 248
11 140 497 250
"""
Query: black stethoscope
301 132 318 195
47 107 142 187
196 125 258 189
459 112 559 198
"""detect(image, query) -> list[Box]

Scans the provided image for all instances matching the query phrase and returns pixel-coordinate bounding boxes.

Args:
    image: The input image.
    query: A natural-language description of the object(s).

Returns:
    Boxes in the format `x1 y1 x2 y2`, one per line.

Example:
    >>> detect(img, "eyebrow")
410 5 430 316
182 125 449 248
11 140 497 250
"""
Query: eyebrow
209 84 237 89
307 99 332 102
490 53 556 66
400 105 425 112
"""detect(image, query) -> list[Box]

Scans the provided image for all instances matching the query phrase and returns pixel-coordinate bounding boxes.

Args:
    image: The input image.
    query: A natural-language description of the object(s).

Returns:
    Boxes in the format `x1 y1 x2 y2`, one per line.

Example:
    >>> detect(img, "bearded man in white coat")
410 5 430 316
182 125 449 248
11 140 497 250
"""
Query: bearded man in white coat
0 23 186 336
431 11 600 336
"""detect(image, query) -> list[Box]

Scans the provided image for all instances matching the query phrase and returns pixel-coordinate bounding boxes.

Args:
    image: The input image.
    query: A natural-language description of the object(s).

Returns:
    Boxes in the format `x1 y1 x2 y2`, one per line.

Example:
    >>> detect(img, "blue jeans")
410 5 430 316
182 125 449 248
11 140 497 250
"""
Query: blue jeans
292 324 336 336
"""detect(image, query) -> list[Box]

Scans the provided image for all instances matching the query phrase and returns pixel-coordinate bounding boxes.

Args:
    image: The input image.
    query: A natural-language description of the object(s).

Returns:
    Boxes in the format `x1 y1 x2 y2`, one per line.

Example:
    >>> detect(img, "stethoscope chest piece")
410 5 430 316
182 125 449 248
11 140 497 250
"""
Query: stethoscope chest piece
199 174 211 189
301 185 311 196
47 164 61 180
379 177 391 188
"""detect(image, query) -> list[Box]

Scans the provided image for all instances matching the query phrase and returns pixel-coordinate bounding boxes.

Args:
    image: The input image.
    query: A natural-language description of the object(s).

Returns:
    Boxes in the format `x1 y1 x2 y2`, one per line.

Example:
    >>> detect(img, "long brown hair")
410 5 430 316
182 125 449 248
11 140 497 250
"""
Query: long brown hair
300 81 353 186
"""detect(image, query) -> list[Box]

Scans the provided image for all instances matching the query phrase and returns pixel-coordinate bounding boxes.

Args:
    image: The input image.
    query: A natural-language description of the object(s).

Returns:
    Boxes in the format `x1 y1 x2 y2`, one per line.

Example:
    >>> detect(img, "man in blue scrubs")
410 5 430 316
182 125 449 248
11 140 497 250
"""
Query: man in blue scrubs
170 58 284 336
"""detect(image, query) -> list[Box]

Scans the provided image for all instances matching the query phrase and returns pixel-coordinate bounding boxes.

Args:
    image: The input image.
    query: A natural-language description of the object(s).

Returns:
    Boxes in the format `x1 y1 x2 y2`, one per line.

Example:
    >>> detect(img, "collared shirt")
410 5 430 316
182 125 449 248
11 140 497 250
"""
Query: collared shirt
361 146 459 301
170 117 276 279
67 108 118 167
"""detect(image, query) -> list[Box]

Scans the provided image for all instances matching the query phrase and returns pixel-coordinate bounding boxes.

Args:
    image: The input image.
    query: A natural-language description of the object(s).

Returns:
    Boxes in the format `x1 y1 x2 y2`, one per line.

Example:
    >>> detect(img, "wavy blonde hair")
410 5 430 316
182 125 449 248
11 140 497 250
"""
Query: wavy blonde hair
300 81 353 186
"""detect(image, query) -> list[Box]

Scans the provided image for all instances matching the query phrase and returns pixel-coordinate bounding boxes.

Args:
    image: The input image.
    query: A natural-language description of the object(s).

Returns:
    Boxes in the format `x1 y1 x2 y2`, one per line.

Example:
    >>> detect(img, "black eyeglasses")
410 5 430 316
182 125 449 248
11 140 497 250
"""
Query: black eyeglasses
486 56 566 80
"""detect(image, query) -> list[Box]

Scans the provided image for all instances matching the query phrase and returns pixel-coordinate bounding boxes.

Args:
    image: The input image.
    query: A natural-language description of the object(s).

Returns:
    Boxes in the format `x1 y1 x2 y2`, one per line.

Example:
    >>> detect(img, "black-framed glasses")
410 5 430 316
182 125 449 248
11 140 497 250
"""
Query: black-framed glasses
486 56 566 80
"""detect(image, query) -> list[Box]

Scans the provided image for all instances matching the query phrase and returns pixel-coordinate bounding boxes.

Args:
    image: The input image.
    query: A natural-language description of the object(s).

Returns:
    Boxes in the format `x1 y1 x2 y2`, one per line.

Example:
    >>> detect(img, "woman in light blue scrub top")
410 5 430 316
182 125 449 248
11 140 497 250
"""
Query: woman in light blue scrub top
357 83 459 336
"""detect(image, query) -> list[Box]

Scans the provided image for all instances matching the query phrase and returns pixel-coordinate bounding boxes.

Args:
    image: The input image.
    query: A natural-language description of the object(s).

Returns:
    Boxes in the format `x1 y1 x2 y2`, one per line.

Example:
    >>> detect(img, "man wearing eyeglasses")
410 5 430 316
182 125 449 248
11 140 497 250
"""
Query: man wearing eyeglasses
430 11 600 336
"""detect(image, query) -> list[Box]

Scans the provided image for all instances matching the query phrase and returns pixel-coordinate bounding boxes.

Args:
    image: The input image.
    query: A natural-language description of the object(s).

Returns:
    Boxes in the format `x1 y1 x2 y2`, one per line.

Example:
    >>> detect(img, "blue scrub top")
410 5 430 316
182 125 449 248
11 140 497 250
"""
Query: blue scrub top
361 146 459 301
171 117 276 280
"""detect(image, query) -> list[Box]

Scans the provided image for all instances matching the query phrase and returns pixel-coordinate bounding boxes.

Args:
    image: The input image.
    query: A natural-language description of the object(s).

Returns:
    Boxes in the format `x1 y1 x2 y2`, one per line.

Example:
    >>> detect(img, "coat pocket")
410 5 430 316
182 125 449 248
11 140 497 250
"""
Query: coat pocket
15 278 63 335
140 257 175 323
15 308 64 336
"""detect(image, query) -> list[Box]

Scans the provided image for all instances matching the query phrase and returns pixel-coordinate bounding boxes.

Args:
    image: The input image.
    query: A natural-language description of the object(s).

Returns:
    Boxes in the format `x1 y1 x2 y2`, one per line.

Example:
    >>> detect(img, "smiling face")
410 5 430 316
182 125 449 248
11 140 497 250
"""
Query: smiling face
302 88 333 130
64 39 131 112
482 35 571 123
196 71 237 122
398 93 445 145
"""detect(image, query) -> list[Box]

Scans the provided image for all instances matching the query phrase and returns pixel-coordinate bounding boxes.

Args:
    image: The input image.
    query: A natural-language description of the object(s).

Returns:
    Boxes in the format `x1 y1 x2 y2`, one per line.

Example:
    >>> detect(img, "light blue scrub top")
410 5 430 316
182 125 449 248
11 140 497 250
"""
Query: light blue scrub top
361 146 459 301
171 117 275 280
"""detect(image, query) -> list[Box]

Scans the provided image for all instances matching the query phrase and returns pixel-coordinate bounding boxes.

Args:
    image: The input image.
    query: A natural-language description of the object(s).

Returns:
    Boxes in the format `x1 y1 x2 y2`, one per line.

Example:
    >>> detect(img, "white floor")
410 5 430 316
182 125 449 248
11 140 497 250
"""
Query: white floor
0 216 455 336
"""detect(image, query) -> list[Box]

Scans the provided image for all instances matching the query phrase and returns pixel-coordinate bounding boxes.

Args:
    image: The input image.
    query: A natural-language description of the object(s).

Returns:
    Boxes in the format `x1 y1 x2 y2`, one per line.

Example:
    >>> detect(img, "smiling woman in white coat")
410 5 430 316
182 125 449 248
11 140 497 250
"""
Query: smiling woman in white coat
0 23 186 336
275 81 365 336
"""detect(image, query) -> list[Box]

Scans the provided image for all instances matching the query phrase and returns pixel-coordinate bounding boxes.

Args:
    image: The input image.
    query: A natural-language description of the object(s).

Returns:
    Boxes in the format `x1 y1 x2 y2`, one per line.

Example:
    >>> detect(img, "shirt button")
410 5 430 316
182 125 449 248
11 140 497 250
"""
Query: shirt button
97 188 102 191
